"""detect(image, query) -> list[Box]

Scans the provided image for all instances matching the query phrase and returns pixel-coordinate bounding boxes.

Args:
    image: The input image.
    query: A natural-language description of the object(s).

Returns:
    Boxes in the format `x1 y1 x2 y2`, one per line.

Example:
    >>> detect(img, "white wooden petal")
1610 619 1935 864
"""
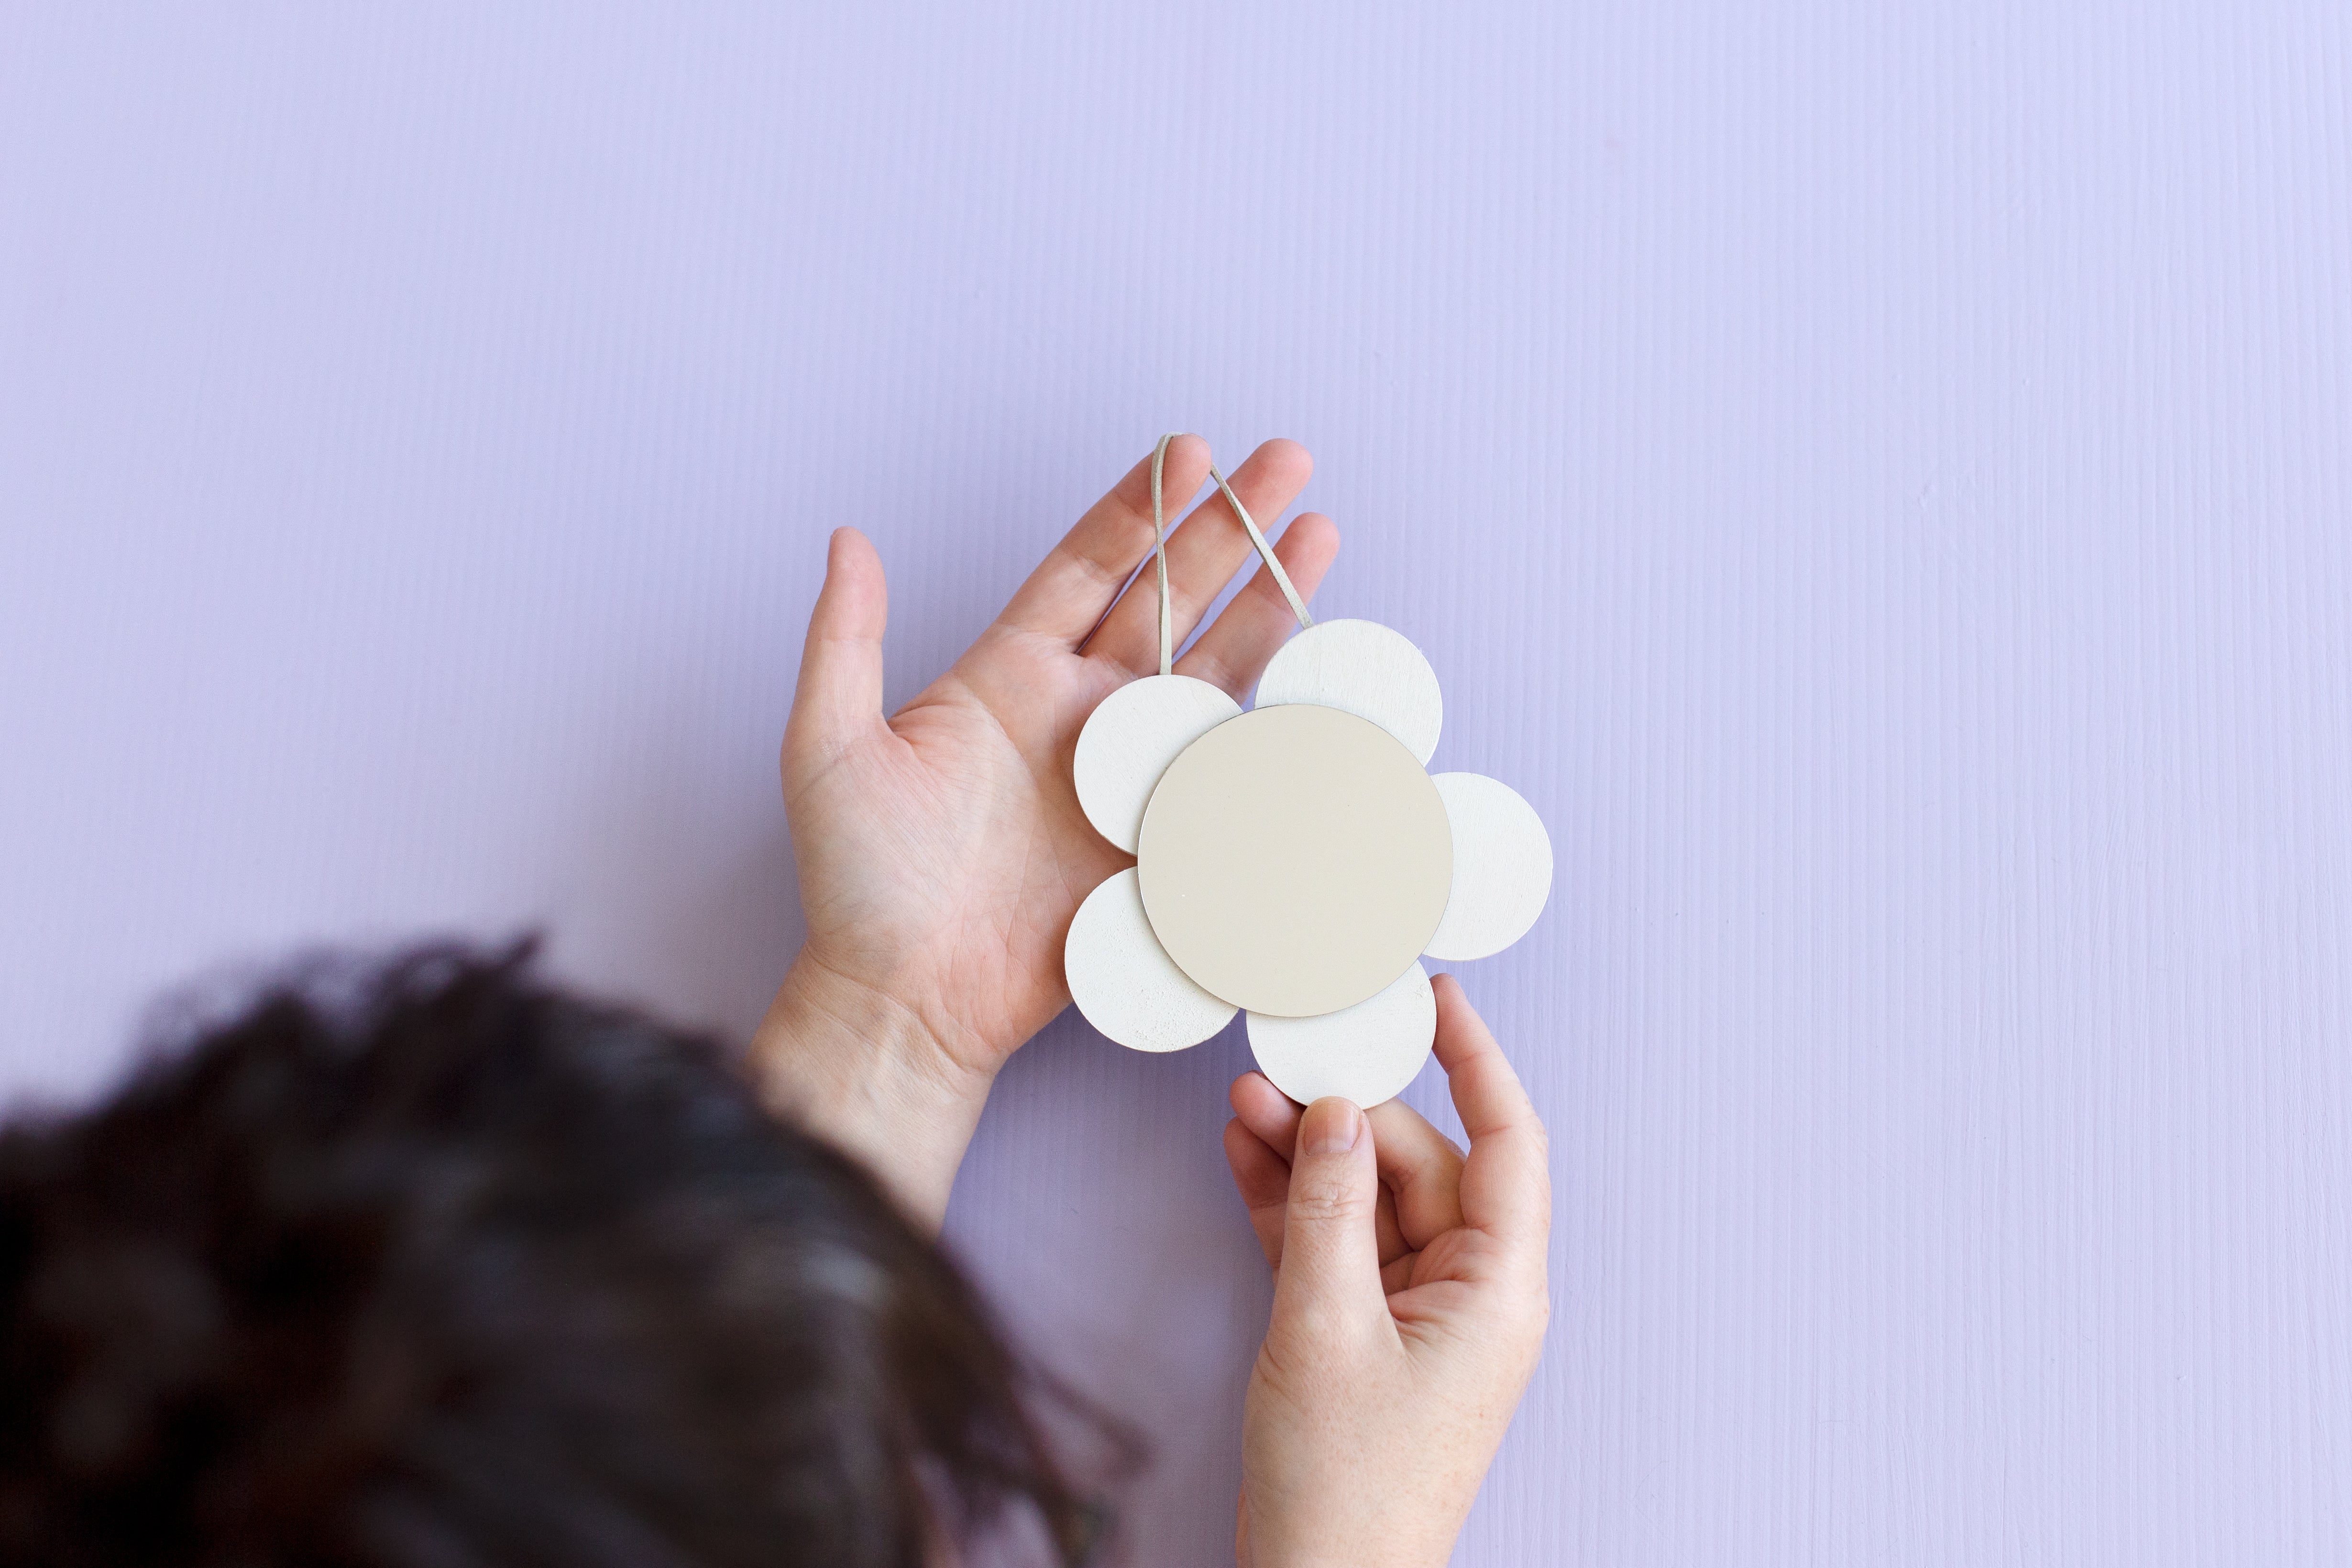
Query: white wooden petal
1252 619 1443 765
1423 773 1553 961
1245 962 1436 1107
1073 674 1242 854
1065 868 1238 1052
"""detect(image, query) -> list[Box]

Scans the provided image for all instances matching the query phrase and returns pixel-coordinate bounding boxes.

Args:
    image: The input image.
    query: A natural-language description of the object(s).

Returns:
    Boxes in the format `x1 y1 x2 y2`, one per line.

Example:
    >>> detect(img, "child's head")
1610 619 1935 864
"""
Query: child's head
0 945 1097 1567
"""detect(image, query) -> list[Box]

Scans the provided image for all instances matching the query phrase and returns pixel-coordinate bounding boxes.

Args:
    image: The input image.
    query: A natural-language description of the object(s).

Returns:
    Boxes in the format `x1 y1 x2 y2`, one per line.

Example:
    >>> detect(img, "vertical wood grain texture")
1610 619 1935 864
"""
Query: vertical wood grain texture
2 2 2347 1561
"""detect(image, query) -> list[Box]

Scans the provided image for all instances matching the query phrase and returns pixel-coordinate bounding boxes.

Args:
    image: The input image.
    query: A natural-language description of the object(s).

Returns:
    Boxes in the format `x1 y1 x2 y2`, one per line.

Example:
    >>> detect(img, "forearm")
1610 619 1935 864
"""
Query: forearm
747 953 998 1230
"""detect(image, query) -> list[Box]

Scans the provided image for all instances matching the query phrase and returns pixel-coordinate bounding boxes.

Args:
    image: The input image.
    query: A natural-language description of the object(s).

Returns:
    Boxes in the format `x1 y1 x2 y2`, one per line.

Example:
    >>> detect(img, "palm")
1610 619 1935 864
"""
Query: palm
787 643 1125 1073
780 437 1333 1076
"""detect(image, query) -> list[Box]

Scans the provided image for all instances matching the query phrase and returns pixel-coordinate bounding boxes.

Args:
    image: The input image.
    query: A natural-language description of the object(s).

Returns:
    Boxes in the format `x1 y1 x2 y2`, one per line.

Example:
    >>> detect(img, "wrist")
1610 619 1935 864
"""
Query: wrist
747 951 999 1230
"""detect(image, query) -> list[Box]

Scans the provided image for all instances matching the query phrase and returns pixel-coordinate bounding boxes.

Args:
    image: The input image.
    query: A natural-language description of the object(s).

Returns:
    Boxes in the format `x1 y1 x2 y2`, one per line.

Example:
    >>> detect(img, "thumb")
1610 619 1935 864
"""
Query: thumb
1269 1098 1391 1342
785 527 888 780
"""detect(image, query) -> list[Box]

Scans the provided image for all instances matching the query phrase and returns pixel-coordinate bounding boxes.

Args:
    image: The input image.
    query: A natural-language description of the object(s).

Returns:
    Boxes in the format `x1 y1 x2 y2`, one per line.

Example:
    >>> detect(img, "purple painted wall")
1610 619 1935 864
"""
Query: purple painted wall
4 3 2348 1561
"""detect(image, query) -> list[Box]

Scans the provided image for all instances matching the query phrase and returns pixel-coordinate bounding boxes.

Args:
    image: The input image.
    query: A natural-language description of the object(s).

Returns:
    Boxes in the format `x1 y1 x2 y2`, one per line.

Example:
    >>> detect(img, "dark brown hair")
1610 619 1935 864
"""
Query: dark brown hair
0 944 1110 1567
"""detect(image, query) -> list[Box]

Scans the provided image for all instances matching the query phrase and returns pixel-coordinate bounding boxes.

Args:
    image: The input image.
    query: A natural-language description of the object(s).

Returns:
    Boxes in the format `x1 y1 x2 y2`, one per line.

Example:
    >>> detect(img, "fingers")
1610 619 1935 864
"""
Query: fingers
783 528 890 788
1268 1098 1393 1339
1223 1117 1291 1269
1232 1070 1464 1252
1230 1068 1304 1155
993 435 1214 646
1229 1076 1411 1267
1175 510 1340 700
1084 439 1314 678
1366 1099 1467 1252
1431 974 1551 1261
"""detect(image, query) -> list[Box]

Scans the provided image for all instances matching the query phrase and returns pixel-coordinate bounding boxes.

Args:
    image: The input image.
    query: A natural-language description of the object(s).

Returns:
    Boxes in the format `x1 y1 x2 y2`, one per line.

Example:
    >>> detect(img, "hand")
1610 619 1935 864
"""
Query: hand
750 437 1339 1224
1224 975 1551 1568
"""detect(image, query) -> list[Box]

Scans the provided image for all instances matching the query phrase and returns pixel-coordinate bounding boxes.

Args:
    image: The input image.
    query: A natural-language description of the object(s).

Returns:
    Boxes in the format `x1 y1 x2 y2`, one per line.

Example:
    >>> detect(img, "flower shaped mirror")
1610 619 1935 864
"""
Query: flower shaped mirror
1064 437 1552 1106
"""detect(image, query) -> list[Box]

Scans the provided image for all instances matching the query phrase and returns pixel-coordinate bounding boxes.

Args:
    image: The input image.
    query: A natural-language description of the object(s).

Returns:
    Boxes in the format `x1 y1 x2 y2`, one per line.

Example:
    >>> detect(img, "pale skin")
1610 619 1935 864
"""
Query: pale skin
748 438 1551 1568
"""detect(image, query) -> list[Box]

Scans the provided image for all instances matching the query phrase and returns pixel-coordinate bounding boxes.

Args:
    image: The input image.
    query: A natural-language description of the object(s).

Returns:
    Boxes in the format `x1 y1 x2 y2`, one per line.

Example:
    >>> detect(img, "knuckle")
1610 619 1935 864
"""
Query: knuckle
1288 1170 1365 1226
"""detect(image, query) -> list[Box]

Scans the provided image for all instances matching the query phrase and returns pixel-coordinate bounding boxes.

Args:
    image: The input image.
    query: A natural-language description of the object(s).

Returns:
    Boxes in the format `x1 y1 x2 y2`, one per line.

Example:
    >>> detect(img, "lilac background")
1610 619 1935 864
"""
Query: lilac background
5 3 2350 1561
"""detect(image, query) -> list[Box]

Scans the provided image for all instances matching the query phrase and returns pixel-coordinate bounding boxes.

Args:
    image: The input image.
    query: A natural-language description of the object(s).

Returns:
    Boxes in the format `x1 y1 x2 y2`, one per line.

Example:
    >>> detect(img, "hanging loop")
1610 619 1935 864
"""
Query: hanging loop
1149 433 1317 676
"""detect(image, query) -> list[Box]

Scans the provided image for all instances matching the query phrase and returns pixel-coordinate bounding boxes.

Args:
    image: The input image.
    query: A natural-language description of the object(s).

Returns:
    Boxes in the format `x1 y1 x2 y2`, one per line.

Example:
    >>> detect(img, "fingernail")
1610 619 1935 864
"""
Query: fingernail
1301 1097 1362 1155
